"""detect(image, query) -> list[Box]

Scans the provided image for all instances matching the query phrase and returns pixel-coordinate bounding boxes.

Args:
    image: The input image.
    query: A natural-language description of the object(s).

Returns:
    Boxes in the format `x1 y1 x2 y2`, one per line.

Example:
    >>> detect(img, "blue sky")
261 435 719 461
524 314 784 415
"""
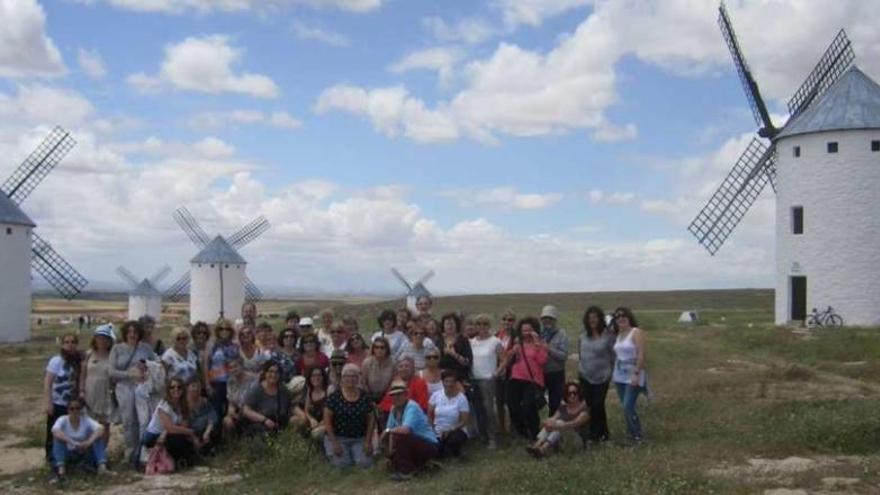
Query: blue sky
1 0 878 295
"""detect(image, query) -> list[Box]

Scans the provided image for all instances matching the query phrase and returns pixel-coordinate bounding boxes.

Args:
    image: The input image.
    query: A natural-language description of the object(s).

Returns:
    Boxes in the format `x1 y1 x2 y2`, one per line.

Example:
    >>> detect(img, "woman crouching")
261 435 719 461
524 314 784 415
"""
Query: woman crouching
141 377 198 469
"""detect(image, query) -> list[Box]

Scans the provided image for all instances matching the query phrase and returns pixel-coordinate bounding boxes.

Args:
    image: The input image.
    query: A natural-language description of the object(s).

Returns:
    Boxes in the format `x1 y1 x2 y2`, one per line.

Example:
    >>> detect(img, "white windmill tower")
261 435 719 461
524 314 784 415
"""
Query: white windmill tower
689 4 880 326
165 207 269 324
390 268 434 313
0 127 89 342
117 265 171 322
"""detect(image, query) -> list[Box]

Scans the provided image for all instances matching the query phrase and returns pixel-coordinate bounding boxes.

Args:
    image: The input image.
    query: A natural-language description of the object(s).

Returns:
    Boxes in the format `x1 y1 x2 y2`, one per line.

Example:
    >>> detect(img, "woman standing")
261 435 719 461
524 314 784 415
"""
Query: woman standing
469 314 502 448
162 328 199 382
278 327 300 382
612 307 647 443
141 377 197 468
399 323 438 371
345 332 368 367
241 361 294 436
578 306 614 442
372 310 407 361
207 319 239 422
189 322 211 388
494 309 516 437
44 333 82 464
360 337 395 403
420 349 443 398
108 321 156 465
437 313 472 382
428 370 470 458
323 363 374 468
81 324 114 445
238 325 261 373
504 317 548 440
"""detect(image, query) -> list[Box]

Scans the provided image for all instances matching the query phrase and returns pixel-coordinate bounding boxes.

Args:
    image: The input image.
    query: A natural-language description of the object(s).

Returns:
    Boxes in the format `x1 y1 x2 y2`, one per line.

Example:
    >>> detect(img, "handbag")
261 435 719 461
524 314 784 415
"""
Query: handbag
145 446 175 475
520 344 547 410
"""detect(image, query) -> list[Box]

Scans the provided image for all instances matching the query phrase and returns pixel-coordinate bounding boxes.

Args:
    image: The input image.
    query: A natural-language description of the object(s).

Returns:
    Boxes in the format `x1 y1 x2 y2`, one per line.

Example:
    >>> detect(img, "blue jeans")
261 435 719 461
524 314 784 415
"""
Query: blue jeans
614 382 643 440
52 438 107 469
323 436 373 468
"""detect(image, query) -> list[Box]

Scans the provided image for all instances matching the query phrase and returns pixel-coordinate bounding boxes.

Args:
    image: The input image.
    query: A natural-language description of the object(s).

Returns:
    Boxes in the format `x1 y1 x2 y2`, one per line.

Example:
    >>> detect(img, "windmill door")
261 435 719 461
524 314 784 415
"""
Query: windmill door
790 276 807 321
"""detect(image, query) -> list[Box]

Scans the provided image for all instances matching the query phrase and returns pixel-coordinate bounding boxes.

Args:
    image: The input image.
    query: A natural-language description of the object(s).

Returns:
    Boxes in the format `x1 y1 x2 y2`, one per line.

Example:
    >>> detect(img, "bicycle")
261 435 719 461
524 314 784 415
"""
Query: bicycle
806 306 844 327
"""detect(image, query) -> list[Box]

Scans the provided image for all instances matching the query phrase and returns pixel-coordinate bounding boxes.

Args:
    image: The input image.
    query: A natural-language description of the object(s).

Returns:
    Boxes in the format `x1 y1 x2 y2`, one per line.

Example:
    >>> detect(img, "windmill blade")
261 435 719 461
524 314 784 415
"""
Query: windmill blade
688 138 776 255
717 3 775 136
31 233 88 300
164 271 190 302
173 206 210 248
787 29 854 119
1 127 76 205
390 268 412 291
116 266 140 287
149 265 172 286
228 215 270 250
416 269 435 286
244 276 263 302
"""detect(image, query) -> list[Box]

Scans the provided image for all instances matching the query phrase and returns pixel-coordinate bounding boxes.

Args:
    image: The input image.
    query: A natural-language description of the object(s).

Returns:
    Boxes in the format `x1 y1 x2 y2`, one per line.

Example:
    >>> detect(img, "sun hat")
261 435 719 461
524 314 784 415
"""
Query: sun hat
389 380 407 395
540 305 559 320
94 323 114 340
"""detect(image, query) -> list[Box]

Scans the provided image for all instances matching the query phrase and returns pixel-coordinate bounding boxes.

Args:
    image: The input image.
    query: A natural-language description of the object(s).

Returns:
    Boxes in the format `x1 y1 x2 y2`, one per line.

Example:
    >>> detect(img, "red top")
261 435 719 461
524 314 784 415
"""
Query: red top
296 352 329 376
509 343 547 388
378 375 429 413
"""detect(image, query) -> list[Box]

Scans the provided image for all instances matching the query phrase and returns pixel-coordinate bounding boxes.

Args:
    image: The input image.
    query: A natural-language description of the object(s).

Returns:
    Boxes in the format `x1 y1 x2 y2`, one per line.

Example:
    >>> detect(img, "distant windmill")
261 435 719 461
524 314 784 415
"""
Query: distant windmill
0 127 88 342
690 3 880 326
165 207 269 324
391 268 434 313
117 265 171 322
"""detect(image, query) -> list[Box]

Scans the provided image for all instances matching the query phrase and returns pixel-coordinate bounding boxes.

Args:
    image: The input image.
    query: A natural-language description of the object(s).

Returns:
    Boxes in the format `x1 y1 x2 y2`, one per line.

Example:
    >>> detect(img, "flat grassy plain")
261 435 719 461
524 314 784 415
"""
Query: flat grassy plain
2 289 879 494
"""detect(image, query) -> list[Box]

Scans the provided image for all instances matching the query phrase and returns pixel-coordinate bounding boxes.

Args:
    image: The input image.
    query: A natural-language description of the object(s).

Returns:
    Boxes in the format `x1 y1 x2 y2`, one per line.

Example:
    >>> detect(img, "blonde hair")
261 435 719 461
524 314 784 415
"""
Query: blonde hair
171 327 190 341
475 313 492 325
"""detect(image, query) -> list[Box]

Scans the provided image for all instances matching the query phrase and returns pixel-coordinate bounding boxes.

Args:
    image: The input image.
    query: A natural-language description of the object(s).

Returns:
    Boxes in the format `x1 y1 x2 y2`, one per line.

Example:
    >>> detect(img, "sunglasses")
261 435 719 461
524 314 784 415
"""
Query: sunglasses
283 334 296 339
68 406 82 411
503 318 515 322
426 355 440 360
615 314 627 319
176 336 188 341
567 390 579 396
169 385 183 390
373 345 388 350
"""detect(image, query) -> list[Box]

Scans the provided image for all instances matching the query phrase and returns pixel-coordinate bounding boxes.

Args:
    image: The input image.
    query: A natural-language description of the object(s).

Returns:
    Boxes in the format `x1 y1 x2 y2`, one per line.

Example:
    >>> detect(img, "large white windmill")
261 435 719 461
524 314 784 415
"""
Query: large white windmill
390 268 434 313
0 127 88 343
165 207 269 324
689 4 880 326
117 265 171 322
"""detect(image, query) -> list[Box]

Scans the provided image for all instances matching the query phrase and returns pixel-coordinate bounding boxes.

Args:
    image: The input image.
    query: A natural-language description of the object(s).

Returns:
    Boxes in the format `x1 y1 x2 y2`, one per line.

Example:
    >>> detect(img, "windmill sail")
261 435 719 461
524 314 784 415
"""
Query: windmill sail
244 276 263 302
718 3 775 136
116 266 140 287
787 30 854 119
173 207 211 248
165 272 191 302
31 233 88 300
1 127 76 205
390 268 412 291
150 265 172 285
688 139 776 255
228 215 270 249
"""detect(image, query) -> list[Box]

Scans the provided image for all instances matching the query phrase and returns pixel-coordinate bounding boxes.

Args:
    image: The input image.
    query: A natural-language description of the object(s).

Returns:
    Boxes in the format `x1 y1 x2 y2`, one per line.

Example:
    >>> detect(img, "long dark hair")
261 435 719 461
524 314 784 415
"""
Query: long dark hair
515 316 541 342
613 307 639 328
60 333 83 398
583 306 607 335
164 377 189 417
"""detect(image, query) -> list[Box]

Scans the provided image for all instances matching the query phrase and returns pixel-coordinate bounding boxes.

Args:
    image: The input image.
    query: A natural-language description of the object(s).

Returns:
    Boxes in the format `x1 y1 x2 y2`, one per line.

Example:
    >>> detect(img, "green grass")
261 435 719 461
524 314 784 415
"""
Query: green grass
3 289 880 494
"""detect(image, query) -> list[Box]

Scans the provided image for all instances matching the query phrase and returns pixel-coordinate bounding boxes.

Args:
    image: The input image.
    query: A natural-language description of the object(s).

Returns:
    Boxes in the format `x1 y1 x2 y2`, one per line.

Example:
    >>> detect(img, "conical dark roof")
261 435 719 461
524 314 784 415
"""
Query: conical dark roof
191 235 246 264
778 66 880 139
131 278 162 297
0 194 35 227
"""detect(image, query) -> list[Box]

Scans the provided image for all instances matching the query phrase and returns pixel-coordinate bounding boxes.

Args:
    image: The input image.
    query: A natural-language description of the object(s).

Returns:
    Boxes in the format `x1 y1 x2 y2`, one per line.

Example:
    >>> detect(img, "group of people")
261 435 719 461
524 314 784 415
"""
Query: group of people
42 298 649 482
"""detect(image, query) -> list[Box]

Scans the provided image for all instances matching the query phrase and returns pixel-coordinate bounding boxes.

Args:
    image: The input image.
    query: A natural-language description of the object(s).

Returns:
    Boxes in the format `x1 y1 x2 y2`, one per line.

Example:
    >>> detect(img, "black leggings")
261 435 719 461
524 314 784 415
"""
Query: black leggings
507 379 540 440
580 379 610 441
438 429 467 458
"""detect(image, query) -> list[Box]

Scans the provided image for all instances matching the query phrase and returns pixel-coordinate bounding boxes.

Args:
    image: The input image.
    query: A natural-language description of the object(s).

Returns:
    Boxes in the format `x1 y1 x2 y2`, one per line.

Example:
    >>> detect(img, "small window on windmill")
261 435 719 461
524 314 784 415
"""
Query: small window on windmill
827 142 838 153
5 227 11 235
792 206 804 235
793 146 800 157
872 140 880 152
224 264 229 269
210 264 215 268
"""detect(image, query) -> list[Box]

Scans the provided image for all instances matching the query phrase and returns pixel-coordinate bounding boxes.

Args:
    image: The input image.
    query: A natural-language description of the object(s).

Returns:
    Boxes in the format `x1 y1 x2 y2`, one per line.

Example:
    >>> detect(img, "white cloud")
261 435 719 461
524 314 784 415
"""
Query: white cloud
78 48 107 79
292 20 349 46
189 109 303 131
422 16 496 45
441 187 564 210
0 0 65 77
314 85 459 143
0 85 94 127
588 189 635 205
318 0 880 145
494 0 591 28
389 47 462 87
127 35 279 99
109 135 236 159
77 0 382 14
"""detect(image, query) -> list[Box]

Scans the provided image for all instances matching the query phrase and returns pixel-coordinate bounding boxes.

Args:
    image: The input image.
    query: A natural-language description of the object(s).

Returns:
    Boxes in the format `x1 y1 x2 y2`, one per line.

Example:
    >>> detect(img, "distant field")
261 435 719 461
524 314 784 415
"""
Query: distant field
3 288 879 494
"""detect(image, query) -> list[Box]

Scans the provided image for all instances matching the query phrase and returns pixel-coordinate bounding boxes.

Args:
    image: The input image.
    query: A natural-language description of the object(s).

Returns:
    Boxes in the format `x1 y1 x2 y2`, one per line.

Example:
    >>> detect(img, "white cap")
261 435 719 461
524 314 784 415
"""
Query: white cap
299 317 314 327
540 305 559 320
